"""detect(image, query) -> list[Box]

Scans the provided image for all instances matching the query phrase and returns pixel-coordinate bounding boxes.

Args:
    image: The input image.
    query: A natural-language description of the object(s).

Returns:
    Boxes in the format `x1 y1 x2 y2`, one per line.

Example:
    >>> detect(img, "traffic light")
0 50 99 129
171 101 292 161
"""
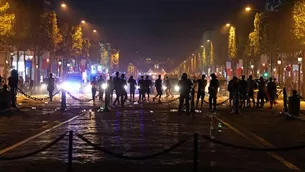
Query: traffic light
263 72 268 77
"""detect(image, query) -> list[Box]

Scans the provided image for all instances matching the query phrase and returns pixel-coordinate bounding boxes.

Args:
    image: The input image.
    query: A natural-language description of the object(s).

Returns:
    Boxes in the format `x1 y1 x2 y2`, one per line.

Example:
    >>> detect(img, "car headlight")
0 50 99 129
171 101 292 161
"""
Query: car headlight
61 82 80 91
102 83 108 90
174 85 180 92
162 86 167 90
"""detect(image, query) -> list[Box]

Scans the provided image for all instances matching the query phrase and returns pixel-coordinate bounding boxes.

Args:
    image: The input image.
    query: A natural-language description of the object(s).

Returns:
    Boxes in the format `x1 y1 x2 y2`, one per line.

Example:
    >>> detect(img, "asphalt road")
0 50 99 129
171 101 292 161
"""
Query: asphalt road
0 93 304 171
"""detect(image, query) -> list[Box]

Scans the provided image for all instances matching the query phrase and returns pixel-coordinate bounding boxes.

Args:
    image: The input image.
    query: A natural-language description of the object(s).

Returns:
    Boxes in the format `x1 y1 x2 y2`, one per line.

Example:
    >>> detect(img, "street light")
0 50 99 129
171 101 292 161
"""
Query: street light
207 40 211 42
245 6 251 12
226 23 231 27
201 45 204 48
277 60 282 85
93 29 97 33
298 57 302 94
81 20 86 24
61 3 67 8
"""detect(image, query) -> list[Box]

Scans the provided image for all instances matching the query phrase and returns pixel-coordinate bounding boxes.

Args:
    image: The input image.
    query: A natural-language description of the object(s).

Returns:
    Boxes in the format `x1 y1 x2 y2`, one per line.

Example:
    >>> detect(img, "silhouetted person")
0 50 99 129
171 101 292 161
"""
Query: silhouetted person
209 73 219 111
108 76 114 104
113 72 121 106
144 75 152 102
228 76 238 107
138 76 145 103
153 75 163 103
91 76 98 103
8 70 18 107
238 75 248 108
128 75 137 101
120 74 128 106
47 73 55 102
257 77 266 108
164 75 173 98
98 75 105 102
178 73 192 115
196 74 207 109
267 77 277 109
247 75 257 108
0 85 11 110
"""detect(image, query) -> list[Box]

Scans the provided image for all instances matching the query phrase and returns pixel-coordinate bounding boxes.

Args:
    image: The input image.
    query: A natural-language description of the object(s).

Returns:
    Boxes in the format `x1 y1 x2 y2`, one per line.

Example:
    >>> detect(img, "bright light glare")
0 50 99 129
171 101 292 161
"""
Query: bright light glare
162 86 167 90
174 85 180 92
124 85 127 90
61 3 67 8
245 7 251 11
226 23 230 27
60 82 81 91
41 83 47 90
85 84 91 93
136 86 140 89
102 83 108 90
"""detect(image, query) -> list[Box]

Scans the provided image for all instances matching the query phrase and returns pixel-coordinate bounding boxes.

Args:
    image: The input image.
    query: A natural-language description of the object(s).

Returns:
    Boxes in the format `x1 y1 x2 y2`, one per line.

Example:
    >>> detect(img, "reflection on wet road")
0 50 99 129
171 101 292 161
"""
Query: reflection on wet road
0 104 289 172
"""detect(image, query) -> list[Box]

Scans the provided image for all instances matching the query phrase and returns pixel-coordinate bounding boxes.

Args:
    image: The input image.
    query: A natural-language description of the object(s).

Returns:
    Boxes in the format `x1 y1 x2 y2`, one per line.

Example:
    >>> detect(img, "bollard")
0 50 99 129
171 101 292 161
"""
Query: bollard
68 130 73 172
60 90 67 111
193 133 198 172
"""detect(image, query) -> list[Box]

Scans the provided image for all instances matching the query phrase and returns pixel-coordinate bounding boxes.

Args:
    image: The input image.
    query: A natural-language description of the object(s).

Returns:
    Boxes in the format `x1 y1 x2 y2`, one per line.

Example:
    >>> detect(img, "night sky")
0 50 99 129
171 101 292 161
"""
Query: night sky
65 0 265 69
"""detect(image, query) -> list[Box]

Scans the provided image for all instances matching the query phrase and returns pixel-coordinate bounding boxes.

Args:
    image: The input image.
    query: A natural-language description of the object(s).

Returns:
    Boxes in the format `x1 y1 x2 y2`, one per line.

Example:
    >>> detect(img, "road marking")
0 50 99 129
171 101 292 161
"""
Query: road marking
0 112 83 155
213 115 301 171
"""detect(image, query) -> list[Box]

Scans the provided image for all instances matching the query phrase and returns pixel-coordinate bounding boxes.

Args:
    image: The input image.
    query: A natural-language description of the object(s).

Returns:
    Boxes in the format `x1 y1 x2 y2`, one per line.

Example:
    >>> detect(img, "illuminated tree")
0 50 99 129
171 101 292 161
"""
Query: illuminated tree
39 11 63 72
82 37 91 58
293 0 305 47
202 47 206 67
0 1 14 38
228 26 237 60
210 42 214 65
72 25 83 57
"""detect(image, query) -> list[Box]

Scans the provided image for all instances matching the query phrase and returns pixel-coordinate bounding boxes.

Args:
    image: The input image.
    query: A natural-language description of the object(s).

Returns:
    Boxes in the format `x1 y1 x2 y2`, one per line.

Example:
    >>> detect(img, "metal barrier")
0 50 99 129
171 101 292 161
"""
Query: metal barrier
18 88 61 101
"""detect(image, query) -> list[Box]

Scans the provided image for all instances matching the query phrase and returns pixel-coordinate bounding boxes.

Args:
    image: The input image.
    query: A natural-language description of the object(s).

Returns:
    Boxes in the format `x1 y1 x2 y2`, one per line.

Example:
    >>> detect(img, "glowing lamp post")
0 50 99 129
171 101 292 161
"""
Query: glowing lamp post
298 57 302 94
277 60 282 85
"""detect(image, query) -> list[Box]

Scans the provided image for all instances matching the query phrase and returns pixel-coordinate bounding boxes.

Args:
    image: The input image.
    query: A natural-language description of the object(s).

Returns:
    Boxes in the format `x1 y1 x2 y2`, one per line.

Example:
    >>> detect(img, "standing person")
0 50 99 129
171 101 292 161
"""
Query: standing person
164 75 174 98
257 77 266 108
113 72 121 106
98 75 105 102
209 73 219 111
238 75 248 108
195 74 207 110
153 75 163 103
138 76 145 103
120 74 128 106
178 73 192 115
144 75 152 102
0 85 11 110
267 77 277 109
247 75 257 108
128 76 137 102
91 76 98 103
47 73 55 102
8 70 18 107
108 76 114 104
228 76 238 107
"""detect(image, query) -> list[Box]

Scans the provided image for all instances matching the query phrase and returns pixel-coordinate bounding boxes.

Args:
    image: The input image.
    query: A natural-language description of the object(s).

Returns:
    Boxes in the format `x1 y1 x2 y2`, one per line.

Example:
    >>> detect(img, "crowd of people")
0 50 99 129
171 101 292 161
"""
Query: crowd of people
88 72 175 107
0 69 288 114
227 75 278 109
